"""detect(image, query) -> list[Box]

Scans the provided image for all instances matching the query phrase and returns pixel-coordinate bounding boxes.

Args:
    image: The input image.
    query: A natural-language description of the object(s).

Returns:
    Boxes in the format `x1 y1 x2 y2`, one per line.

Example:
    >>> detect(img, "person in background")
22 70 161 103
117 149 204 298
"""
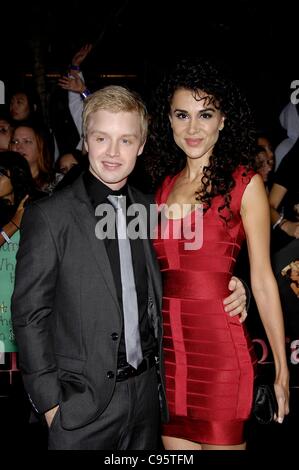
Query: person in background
0 151 38 247
58 44 93 151
10 123 54 193
0 109 14 152
9 87 57 159
282 260 299 299
274 102 299 170
146 58 289 450
55 149 83 175
269 139 299 252
9 88 38 123
0 151 43 446
51 149 87 191
255 132 275 190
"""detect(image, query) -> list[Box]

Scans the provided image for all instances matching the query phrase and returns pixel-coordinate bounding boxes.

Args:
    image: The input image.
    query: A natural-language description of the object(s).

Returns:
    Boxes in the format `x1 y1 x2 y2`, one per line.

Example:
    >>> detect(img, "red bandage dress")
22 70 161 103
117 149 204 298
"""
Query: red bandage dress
153 166 257 445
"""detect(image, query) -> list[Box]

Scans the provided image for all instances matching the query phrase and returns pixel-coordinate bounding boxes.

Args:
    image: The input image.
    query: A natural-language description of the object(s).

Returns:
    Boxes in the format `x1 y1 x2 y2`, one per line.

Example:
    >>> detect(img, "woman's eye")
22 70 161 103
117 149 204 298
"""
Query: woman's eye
200 112 213 119
175 112 188 120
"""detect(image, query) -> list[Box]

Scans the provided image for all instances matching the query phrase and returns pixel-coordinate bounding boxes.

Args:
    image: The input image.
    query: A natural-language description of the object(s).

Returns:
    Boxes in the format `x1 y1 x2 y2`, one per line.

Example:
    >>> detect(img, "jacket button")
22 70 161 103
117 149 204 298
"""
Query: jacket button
111 332 119 341
107 371 114 379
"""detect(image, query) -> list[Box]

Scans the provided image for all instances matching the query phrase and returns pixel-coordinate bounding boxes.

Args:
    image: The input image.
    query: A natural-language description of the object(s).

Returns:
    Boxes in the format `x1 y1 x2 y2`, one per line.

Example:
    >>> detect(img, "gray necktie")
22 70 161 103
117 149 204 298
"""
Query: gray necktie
108 195 143 369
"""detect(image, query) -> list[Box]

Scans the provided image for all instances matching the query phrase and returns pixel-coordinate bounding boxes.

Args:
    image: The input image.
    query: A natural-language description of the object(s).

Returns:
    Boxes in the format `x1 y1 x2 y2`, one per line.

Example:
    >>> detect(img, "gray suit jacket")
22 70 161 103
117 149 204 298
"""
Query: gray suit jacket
12 175 168 430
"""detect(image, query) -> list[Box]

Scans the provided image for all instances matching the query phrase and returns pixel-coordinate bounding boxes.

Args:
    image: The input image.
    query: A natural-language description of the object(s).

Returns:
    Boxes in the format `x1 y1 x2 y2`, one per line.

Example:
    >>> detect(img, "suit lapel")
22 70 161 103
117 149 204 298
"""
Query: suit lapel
70 176 120 311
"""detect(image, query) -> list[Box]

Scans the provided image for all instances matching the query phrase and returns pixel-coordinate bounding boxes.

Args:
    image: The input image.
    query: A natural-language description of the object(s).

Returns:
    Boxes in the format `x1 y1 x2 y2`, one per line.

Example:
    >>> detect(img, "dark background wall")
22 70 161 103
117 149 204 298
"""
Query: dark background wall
1 0 297 139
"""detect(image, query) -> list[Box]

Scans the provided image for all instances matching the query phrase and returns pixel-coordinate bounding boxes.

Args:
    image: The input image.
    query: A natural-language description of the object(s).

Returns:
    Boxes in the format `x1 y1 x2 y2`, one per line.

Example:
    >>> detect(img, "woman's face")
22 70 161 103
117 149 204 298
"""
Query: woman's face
257 137 274 161
0 169 14 202
0 119 13 151
10 127 39 170
10 93 31 121
255 151 274 182
256 137 274 182
169 88 225 165
57 153 79 174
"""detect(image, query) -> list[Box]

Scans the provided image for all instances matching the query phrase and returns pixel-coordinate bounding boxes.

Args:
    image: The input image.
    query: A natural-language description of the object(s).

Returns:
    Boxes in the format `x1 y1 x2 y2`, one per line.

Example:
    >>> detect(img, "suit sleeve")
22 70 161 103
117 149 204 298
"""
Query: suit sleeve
11 202 60 414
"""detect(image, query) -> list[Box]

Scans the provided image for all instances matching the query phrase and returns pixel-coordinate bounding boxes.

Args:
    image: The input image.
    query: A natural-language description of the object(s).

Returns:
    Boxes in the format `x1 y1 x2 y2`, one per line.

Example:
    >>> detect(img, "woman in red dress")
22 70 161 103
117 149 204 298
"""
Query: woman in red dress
146 59 289 450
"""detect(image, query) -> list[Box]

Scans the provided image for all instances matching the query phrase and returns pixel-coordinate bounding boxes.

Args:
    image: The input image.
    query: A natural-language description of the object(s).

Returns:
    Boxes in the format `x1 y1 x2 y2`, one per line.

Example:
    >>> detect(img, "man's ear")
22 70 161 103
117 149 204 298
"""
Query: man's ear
137 141 146 157
83 138 88 153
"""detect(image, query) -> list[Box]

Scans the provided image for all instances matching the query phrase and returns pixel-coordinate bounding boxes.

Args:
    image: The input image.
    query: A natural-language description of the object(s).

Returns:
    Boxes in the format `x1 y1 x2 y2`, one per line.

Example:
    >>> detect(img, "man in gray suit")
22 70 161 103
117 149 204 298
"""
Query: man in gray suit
12 86 247 450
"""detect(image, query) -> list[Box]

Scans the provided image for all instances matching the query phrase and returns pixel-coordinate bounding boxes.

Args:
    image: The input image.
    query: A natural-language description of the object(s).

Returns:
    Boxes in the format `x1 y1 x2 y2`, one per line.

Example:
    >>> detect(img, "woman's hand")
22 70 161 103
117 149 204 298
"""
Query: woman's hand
274 379 290 423
71 44 92 67
11 194 29 228
45 405 59 428
58 71 85 94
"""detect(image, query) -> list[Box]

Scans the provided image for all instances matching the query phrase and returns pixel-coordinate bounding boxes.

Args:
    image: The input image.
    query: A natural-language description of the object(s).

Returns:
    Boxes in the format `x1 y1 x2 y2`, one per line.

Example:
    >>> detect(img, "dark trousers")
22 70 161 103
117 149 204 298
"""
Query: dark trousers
48 365 160 450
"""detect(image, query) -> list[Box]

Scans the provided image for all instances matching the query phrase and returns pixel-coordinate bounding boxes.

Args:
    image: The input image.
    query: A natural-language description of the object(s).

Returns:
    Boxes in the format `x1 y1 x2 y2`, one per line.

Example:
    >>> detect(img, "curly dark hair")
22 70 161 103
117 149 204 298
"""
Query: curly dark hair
0 151 36 225
145 58 256 219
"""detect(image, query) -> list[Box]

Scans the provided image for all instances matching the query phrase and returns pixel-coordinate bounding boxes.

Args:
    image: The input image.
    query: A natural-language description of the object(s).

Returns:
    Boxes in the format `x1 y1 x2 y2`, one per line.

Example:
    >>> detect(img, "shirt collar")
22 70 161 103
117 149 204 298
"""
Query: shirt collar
83 170 128 208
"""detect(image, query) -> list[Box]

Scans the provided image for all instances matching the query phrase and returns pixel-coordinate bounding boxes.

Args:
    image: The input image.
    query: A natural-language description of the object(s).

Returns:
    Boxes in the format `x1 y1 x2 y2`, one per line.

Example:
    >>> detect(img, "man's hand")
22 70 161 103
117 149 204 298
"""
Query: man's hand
223 276 247 323
45 405 59 428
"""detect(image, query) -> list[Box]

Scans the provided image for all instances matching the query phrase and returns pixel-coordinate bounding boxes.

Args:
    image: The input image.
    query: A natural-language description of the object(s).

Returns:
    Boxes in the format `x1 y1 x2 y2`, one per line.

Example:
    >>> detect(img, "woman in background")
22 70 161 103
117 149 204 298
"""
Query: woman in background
0 151 37 247
10 124 54 193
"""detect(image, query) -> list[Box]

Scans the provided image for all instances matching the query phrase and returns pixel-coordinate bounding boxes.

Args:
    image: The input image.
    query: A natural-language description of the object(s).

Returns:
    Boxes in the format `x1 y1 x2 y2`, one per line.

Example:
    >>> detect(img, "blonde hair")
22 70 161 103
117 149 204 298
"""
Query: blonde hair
82 85 148 143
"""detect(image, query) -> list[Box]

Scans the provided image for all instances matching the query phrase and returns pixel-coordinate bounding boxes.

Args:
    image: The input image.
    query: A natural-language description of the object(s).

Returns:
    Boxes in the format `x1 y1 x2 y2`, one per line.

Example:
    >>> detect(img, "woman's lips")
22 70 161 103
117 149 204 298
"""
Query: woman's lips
185 138 203 147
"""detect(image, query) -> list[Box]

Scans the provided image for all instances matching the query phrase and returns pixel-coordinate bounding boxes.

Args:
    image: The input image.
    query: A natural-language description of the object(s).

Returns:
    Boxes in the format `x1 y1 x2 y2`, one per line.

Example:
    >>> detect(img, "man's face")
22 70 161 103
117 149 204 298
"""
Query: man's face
84 109 145 190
